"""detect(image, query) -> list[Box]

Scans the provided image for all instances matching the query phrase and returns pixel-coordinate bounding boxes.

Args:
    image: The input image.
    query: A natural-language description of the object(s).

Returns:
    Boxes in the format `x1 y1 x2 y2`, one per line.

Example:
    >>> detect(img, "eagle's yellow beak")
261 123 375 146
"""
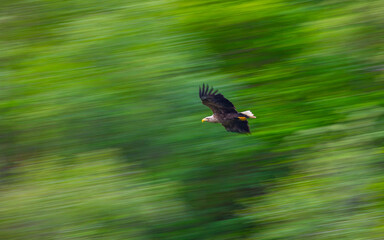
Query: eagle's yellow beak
202 118 207 123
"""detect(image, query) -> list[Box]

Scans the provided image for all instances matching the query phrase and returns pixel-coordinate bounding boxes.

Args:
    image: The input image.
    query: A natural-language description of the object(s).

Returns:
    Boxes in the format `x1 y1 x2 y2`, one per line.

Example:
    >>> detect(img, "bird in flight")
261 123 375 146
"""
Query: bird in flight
199 84 256 134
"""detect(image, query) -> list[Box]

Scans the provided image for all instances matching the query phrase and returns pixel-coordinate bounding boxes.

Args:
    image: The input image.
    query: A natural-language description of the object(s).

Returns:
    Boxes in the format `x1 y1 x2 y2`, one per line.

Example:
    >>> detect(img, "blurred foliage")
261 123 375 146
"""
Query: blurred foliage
243 108 384 239
0 0 383 239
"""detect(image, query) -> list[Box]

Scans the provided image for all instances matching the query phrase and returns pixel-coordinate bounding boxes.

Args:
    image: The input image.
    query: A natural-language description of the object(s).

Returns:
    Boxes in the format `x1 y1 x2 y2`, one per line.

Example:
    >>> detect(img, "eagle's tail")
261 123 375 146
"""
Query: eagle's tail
241 110 256 118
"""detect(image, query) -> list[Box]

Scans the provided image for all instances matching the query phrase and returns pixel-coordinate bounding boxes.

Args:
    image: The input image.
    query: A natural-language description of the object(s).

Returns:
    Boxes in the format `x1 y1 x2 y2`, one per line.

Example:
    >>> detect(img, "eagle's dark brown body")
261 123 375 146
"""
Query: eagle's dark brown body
199 84 255 134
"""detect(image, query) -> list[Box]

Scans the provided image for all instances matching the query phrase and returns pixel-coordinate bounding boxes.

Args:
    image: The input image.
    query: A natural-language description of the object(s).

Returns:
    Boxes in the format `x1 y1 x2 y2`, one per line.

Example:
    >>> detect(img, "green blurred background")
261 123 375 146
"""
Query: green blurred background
1 0 383 239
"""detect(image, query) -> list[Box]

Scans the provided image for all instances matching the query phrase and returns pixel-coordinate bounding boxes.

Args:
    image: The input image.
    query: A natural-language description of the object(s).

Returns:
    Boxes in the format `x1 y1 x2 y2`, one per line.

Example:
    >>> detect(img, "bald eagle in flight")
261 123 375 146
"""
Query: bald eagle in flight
199 84 256 134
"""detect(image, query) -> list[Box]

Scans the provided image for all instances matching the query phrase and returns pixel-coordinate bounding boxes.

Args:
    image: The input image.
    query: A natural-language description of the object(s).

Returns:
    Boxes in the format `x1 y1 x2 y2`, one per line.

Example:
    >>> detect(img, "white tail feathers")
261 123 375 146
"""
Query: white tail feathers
241 110 256 118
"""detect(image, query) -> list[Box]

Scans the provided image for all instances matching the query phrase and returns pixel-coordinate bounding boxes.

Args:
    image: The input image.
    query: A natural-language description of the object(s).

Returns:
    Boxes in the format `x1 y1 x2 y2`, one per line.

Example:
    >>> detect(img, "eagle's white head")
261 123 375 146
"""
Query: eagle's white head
201 115 219 123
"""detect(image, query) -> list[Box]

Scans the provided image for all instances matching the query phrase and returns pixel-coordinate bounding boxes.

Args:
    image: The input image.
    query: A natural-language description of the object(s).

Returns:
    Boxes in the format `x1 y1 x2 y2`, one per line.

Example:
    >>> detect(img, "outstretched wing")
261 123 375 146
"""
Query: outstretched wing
221 119 250 134
199 84 237 114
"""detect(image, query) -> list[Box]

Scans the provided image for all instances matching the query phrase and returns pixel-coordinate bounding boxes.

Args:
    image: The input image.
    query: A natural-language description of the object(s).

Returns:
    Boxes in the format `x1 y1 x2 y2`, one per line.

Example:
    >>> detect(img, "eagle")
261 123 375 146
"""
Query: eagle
199 84 256 134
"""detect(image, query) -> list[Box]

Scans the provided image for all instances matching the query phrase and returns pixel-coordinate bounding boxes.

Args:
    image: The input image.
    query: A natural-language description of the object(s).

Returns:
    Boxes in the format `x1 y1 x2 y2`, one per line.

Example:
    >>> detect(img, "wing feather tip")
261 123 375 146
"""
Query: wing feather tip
199 83 220 98
202 83 205 95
